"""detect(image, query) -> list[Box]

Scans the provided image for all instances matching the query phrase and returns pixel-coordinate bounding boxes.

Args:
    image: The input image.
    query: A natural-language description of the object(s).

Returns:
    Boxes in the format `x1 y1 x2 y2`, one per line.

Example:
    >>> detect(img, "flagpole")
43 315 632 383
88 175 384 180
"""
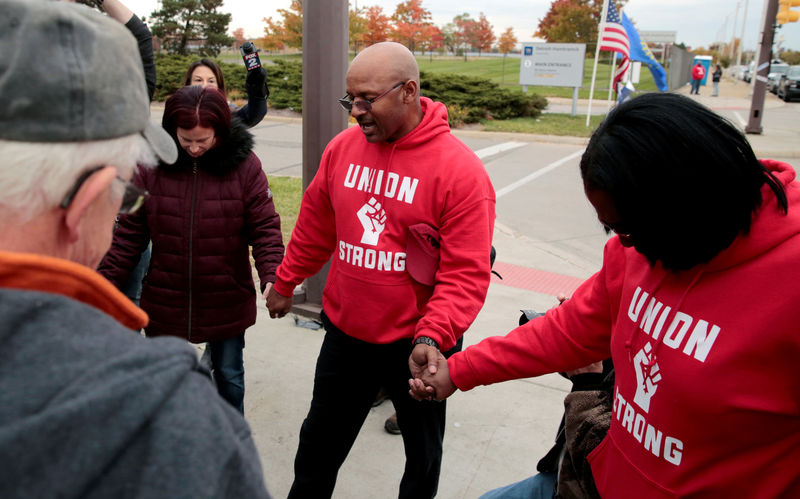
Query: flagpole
606 51 616 109
606 5 621 108
586 0 610 127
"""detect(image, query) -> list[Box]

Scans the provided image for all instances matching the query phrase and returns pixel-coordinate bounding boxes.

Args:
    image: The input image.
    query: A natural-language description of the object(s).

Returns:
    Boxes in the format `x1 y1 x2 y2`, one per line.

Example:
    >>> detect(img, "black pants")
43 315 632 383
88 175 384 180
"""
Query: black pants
288 312 461 499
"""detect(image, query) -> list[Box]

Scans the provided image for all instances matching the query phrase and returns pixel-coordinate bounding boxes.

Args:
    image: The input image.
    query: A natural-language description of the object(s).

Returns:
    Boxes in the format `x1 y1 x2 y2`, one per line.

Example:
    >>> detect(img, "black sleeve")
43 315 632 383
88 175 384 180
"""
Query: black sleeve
125 15 156 101
236 67 269 128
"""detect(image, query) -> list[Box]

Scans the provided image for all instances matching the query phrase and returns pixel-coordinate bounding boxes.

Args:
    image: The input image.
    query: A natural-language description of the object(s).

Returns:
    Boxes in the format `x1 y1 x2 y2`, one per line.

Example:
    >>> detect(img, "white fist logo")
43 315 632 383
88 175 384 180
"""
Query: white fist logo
357 197 387 246
633 342 662 413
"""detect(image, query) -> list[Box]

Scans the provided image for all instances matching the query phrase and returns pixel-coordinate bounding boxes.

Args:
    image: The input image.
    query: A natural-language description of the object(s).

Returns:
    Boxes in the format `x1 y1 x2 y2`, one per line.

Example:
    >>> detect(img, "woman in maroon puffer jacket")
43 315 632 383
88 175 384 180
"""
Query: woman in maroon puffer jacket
99 85 284 413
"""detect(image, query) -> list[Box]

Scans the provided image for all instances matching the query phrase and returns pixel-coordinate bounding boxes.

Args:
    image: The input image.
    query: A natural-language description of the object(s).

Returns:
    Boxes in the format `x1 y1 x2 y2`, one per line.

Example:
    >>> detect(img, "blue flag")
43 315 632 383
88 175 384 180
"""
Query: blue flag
622 12 668 92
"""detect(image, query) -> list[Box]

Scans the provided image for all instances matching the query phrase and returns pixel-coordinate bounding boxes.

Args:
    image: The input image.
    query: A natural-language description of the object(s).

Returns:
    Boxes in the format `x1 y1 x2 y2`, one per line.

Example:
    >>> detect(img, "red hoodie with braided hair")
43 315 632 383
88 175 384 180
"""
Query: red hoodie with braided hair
448 161 800 497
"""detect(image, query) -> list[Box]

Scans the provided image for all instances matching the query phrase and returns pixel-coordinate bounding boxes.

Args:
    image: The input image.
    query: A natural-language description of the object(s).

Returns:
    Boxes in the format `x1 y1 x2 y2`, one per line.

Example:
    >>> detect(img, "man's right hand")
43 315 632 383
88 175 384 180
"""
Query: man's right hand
266 286 292 318
408 355 456 402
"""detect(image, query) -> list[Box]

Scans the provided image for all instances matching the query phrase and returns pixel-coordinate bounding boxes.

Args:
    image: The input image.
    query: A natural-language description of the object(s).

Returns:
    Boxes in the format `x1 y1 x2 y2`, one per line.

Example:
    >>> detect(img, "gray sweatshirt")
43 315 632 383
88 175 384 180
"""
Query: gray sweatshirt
0 288 271 499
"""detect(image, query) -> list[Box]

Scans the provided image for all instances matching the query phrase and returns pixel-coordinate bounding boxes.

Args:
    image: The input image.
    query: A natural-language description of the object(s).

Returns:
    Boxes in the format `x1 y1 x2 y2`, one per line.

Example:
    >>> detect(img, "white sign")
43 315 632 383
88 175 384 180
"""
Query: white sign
638 31 676 44
519 43 586 88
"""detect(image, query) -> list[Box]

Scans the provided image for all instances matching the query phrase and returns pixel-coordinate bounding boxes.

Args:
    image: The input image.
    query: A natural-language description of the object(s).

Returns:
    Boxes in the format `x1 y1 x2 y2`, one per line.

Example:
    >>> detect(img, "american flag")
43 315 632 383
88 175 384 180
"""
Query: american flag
599 1 630 91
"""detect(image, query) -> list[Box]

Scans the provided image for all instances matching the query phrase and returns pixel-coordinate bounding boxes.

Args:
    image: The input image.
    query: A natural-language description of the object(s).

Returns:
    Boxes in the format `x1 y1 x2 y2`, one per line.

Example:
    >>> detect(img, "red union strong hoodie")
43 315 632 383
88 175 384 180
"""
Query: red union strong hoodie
449 160 800 497
274 97 496 350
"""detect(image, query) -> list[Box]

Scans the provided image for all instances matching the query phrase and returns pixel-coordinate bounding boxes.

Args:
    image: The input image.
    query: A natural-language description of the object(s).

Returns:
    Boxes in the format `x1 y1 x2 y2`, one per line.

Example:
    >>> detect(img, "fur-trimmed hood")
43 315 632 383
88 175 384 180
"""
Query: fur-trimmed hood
162 118 254 175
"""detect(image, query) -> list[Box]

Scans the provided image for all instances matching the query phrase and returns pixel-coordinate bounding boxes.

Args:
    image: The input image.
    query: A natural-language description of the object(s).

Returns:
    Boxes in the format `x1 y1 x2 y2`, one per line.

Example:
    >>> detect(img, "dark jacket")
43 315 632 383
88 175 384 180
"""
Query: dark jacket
99 121 284 343
235 67 269 127
125 14 155 101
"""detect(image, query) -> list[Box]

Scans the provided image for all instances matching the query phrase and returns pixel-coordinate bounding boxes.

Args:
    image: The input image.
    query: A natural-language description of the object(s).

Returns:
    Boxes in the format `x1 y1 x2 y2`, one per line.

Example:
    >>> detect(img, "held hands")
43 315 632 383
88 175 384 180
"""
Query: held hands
265 283 292 319
407 344 456 401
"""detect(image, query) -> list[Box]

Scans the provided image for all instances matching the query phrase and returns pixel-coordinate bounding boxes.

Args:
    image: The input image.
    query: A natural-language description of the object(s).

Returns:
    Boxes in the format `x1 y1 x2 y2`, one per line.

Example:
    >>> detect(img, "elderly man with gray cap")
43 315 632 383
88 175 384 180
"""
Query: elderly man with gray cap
0 1 271 497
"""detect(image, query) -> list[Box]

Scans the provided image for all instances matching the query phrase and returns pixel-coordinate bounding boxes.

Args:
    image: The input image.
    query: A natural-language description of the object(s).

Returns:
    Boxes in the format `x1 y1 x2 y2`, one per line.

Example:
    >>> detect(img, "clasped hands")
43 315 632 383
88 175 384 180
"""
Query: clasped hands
264 283 292 319
407 344 457 401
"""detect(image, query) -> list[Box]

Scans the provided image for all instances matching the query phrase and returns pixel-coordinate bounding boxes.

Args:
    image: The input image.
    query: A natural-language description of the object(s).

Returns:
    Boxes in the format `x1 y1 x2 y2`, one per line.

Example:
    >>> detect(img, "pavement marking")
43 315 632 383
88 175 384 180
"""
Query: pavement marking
491 261 586 296
495 149 585 199
733 111 747 128
474 141 527 160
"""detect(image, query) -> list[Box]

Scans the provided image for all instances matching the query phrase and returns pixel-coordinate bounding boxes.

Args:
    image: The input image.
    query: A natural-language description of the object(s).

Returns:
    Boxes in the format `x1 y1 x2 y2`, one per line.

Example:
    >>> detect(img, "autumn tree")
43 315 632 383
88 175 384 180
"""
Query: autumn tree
497 27 518 83
262 0 302 51
391 0 434 53
497 27 517 54
261 17 286 52
278 0 303 49
471 13 496 56
453 13 475 60
428 25 445 54
362 6 392 47
782 50 800 65
535 0 626 54
232 27 246 50
150 0 233 56
418 25 444 61
349 4 368 54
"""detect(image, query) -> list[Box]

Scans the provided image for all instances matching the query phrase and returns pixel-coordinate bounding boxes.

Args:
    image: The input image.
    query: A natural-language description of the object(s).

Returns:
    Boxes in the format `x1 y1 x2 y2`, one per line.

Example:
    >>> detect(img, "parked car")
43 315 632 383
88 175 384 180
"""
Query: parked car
743 62 755 82
767 63 790 93
777 65 800 102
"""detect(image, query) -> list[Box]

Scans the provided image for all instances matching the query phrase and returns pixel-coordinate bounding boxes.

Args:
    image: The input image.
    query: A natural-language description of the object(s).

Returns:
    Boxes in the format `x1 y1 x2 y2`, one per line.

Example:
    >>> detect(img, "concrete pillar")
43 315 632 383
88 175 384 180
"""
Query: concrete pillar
293 0 349 318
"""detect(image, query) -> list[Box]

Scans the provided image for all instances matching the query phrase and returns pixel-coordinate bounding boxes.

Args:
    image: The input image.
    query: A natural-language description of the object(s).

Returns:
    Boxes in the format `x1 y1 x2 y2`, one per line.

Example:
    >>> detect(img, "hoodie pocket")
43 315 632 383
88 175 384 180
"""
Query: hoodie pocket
588 435 678 498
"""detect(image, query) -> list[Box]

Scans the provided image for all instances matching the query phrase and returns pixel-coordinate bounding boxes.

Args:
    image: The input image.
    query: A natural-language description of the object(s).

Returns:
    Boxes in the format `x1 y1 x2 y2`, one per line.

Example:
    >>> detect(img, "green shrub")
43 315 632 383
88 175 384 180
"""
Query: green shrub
265 60 303 113
419 71 547 123
152 55 545 123
153 54 303 112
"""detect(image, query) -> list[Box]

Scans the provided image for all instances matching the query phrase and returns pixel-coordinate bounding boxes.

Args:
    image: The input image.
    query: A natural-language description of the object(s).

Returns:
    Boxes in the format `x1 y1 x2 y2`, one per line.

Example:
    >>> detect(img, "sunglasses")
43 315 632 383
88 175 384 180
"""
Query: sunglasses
60 166 148 215
338 81 406 113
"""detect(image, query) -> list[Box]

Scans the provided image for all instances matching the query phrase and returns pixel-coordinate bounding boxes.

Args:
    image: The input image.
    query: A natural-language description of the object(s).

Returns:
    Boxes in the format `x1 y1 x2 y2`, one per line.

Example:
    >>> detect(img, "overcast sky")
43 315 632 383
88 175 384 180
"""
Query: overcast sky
123 0 799 55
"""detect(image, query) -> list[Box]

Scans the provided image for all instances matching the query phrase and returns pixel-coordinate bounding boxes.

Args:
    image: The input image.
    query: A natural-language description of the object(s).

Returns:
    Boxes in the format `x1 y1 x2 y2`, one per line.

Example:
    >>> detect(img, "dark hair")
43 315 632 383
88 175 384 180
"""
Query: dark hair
183 59 227 96
162 85 231 142
580 92 787 271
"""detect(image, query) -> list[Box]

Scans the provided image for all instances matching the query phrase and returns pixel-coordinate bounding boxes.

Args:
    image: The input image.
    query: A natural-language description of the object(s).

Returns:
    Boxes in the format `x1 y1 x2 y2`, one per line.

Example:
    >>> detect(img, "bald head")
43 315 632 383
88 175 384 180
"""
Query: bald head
349 42 420 86
344 42 424 143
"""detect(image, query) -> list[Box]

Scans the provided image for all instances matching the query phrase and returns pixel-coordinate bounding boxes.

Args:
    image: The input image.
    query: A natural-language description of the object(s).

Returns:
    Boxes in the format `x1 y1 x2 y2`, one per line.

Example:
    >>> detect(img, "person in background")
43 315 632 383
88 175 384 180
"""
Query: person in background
0 2 271 497
412 92 800 498
81 0 270 307
99 85 284 414
712 63 722 97
182 57 271 374
267 42 496 498
690 61 705 95
184 58 269 129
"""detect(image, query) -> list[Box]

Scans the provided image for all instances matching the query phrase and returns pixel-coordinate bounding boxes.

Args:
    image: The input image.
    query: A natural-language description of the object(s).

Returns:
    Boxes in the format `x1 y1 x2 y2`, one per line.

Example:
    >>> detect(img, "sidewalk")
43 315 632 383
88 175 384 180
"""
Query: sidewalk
243 226 581 498
198 77 796 497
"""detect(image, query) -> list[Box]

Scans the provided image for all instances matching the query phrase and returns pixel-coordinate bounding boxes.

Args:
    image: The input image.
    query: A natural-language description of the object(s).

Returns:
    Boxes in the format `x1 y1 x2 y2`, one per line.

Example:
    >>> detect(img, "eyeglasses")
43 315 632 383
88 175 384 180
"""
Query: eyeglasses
338 81 406 113
60 166 148 215
600 219 631 239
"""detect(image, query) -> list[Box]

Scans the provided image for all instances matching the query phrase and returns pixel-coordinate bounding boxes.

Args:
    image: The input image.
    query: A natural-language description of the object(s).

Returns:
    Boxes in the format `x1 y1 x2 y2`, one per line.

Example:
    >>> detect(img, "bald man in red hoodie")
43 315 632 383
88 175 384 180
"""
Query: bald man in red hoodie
267 42 496 498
